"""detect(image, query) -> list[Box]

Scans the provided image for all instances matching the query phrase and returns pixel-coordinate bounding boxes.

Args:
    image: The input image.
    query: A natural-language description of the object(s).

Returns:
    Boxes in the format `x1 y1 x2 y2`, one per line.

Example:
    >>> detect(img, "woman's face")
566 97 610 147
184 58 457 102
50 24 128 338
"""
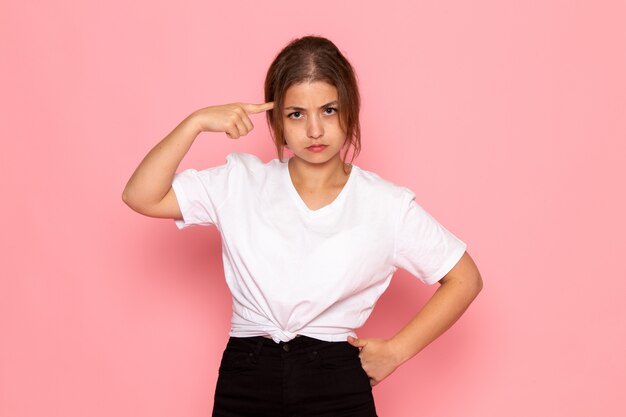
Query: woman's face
282 81 347 167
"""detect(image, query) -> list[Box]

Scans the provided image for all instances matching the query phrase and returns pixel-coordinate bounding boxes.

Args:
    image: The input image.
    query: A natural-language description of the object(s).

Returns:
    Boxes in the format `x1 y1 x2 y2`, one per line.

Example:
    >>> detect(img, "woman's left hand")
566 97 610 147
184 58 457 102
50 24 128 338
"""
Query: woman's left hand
347 336 403 386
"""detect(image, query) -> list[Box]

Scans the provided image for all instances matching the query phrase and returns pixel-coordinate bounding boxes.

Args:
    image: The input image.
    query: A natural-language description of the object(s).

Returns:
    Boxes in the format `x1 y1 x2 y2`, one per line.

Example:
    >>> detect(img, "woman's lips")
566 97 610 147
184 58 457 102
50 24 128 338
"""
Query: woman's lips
306 145 328 152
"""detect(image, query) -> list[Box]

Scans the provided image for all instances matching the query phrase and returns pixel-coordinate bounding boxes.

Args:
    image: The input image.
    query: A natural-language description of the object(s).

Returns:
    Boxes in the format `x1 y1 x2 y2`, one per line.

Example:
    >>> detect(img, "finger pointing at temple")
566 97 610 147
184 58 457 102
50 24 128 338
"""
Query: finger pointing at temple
242 102 274 114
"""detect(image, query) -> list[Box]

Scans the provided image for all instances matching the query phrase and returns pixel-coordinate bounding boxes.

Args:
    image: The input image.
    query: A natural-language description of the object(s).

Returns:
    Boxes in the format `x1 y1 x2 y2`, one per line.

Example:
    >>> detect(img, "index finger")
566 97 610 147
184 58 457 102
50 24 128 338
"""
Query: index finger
242 102 274 114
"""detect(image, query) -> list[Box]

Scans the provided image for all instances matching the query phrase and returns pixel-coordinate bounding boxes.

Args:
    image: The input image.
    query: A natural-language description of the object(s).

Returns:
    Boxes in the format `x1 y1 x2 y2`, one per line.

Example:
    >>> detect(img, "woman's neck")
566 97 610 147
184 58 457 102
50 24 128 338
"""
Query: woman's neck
287 155 351 191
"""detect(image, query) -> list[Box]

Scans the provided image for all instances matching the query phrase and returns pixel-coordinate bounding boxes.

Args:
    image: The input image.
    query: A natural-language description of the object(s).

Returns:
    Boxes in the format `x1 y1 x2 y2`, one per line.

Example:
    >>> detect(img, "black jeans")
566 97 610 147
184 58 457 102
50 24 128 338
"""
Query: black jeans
212 336 378 417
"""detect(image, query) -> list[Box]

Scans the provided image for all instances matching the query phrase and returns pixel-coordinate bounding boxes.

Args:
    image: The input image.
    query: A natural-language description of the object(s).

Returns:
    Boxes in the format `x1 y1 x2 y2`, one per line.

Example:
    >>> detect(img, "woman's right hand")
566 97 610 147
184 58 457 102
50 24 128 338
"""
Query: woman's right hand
190 102 274 139
123 101 273 219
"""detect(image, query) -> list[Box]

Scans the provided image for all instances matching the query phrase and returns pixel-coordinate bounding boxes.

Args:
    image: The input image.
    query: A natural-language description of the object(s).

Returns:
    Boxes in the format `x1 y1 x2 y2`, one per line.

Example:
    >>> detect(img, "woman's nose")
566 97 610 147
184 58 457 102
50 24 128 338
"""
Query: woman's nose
306 116 324 139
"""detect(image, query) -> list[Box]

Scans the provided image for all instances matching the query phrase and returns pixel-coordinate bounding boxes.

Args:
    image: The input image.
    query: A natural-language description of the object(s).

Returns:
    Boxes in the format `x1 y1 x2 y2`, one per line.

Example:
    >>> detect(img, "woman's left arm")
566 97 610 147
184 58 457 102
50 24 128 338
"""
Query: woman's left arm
348 251 483 386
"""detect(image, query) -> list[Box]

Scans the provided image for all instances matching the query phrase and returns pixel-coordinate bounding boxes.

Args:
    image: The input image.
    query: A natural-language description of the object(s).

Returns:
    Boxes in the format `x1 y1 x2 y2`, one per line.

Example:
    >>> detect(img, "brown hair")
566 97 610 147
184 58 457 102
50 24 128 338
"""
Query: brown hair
264 36 361 164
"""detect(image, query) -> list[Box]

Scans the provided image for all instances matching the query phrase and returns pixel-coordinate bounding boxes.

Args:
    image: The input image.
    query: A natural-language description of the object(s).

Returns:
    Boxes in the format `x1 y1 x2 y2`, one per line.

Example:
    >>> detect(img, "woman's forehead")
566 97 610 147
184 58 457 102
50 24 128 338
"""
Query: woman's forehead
283 81 338 108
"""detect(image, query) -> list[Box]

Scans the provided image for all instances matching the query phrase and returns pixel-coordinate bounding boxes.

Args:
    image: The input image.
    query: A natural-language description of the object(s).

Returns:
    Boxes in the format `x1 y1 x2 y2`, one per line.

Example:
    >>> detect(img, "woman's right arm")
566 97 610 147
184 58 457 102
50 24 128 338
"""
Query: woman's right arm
121 102 273 219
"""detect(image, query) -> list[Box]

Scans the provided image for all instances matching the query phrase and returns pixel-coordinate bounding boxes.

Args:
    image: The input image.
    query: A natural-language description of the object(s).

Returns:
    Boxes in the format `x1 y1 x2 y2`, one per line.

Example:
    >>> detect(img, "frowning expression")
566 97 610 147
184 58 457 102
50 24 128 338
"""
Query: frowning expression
282 81 347 166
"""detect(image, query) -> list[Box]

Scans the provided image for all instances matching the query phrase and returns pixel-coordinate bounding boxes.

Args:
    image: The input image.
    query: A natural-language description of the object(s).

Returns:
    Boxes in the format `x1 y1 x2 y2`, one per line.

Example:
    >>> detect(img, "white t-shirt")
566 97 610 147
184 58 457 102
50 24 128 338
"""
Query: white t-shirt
172 153 467 343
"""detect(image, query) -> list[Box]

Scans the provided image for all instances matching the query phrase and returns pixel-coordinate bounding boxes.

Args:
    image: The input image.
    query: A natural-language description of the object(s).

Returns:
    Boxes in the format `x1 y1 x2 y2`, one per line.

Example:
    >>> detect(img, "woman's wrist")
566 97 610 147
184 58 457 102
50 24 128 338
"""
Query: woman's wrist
183 111 206 137
387 336 416 366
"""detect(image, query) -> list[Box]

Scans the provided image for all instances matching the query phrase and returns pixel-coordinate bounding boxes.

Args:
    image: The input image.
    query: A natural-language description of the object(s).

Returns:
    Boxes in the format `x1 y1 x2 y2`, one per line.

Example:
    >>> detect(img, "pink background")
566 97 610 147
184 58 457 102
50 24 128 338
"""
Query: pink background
2 1 625 416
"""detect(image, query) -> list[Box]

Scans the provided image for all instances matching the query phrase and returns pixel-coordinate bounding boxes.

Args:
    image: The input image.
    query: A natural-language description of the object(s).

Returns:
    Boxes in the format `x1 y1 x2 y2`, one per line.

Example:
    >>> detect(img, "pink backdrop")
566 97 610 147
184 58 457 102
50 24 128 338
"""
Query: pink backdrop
2 1 625 416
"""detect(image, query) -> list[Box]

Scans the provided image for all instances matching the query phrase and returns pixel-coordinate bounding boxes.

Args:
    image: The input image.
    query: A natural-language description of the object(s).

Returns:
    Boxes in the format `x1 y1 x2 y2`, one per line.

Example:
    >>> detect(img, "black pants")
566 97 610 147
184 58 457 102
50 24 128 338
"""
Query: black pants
212 336 378 417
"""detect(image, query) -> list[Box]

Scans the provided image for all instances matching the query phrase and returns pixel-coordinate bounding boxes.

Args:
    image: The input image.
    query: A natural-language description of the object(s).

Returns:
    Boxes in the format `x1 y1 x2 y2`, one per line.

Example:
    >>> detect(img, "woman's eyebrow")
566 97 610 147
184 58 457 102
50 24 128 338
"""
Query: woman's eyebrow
284 100 339 111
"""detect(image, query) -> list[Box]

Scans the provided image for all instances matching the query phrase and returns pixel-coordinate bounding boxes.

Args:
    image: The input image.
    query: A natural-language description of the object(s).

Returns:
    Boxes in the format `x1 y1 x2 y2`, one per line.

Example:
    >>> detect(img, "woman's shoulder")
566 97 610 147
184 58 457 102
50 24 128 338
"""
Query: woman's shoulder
184 153 276 183
224 152 264 167
221 152 284 174
351 164 414 202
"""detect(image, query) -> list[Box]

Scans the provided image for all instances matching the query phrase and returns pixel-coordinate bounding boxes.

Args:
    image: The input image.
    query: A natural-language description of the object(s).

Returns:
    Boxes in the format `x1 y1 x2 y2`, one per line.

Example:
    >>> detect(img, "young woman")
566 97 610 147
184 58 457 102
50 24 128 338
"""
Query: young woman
123 36 482 417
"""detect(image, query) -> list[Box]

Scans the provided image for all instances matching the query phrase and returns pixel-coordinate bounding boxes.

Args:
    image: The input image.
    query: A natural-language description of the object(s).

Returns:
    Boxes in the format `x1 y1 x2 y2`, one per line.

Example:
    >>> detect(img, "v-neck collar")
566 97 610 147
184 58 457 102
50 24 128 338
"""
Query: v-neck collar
282 158 356 215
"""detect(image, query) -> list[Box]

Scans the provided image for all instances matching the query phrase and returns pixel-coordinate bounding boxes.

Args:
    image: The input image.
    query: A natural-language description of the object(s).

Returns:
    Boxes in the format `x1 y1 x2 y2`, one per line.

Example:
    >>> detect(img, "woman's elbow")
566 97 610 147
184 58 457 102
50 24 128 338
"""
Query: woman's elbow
121 187 147 214
121 187 136 210
472 271 484 296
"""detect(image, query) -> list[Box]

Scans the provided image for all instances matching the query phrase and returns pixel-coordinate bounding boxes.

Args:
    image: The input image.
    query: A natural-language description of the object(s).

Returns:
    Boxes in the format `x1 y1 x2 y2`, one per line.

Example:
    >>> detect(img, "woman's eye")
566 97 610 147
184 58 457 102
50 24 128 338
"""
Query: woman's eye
287 111 302 119
324 107 338 115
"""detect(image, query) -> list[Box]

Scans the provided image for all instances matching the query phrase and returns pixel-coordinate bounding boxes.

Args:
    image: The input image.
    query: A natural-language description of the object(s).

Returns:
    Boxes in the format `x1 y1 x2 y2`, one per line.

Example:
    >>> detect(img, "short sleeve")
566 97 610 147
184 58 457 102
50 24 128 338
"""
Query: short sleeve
393 191 467 285
171 154 238 229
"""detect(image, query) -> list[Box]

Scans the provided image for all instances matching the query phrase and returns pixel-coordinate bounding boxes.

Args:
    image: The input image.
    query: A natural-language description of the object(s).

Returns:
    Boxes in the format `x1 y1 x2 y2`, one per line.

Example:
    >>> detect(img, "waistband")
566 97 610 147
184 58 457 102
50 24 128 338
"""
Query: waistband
228 335 350 356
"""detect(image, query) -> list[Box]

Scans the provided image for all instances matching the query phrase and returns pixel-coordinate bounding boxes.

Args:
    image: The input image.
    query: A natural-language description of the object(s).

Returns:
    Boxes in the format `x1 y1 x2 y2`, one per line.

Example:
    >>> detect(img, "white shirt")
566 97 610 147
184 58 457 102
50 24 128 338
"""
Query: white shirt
172 153 466 343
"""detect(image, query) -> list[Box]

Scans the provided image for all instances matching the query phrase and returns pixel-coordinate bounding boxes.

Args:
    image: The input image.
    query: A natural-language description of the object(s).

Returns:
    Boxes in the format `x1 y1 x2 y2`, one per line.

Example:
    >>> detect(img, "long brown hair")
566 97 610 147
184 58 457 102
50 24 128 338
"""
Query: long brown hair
264 36 361 164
